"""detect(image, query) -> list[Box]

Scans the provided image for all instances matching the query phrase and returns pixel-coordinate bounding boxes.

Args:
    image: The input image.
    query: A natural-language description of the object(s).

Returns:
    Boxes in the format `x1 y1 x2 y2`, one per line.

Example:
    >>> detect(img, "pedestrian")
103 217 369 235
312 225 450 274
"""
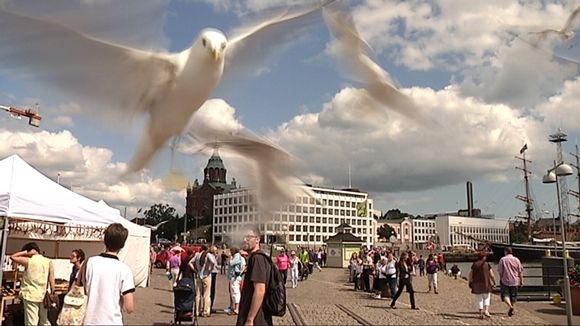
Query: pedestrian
374 257 387 299
390 252 418 310
417 255 425 276
289 251 300 289
321 249 327 267
353 254 363 291
193 245 216 317
498 247 523 317
348 252 359 283
225 246 245 316
167 248 182 288
451 264 461 279
236 226 272 326
315 248 323 272
276 250 289 285
81 223 135 325
361 254 374 292
209 245 220 314
221 250 228 275
469 252 496 319
178 248 195 281
384 252 398 298
68 249 85 289
426 254 439 294
10 242 56 326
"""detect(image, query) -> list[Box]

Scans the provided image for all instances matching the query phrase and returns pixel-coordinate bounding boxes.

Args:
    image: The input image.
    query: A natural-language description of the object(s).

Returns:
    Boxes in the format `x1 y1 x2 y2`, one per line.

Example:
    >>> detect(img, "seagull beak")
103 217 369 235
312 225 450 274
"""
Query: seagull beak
212 48 221 61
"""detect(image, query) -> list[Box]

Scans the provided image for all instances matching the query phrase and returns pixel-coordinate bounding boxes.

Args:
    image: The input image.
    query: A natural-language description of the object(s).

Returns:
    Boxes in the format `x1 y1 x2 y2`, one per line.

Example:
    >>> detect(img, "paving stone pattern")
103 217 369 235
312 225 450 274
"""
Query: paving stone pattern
124 266 552 325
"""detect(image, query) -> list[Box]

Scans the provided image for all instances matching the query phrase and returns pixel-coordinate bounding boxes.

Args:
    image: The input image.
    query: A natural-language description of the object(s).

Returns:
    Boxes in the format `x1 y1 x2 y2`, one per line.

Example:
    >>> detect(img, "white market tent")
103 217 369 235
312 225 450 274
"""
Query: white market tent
0 154 150 287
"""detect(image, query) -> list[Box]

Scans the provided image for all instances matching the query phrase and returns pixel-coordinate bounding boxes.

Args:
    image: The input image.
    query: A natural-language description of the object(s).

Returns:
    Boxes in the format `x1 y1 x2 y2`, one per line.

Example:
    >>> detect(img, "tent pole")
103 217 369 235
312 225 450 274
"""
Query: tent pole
0 217 9 284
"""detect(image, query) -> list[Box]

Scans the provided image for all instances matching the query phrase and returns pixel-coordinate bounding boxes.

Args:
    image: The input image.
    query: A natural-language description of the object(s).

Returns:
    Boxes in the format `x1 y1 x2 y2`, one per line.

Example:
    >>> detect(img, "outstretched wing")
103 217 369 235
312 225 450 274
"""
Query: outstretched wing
562 6 580 32
0 8 182 121
221 1 334 85
322 4 429 125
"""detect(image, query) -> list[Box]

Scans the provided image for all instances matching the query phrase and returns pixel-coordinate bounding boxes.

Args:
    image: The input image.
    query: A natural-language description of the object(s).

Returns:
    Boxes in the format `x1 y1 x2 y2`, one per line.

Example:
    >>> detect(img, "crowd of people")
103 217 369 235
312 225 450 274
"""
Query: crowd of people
147 229 328 325
347 245 524 318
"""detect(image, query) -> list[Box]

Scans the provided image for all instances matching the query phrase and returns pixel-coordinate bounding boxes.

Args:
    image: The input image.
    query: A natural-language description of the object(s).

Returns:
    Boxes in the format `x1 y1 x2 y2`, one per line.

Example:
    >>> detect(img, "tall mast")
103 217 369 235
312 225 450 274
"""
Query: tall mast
515 144 533 241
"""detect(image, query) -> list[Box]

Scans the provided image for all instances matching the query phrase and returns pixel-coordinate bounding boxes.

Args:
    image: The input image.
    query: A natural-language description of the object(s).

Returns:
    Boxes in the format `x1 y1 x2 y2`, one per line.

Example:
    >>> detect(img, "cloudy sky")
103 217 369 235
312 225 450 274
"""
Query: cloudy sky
1 0 579 222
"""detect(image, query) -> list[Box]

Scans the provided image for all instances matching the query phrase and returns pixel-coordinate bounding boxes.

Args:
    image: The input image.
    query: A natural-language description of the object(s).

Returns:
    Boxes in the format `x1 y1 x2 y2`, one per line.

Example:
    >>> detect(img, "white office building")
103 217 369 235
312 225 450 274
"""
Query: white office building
212 186 375 247
412 218 437 249
435 215 509 249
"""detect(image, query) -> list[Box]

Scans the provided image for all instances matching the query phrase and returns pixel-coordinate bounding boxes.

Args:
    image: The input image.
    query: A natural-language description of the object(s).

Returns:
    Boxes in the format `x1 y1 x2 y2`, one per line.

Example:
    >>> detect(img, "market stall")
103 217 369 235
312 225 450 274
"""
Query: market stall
0 155 151 322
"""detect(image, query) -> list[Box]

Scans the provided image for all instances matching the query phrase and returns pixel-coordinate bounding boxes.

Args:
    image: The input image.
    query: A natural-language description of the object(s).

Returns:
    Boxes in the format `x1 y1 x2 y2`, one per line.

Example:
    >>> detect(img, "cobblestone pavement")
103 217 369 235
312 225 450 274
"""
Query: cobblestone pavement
124 267 569 325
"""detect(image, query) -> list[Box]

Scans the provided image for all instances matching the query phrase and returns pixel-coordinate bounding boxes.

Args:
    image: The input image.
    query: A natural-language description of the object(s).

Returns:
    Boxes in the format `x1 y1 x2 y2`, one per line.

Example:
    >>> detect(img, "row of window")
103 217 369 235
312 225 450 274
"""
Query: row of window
214 215 370 226
213 223 369 235
414 221 436 227
451 225 508 235
413 228 436 234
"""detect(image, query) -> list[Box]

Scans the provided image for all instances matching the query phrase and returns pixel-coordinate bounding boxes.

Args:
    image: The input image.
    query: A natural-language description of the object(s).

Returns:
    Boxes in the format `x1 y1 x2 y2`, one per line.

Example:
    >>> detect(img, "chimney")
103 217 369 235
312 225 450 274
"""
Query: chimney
467 181 474 216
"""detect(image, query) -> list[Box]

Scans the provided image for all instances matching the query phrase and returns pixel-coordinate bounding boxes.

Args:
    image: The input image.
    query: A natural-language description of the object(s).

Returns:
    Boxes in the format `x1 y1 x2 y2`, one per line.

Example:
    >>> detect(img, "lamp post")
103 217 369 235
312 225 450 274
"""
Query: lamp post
543 160 574 326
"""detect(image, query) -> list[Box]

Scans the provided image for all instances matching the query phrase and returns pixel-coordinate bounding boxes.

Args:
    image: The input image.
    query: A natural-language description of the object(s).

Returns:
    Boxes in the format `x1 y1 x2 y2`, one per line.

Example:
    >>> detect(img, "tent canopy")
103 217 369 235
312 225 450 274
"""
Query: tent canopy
0 154 150 286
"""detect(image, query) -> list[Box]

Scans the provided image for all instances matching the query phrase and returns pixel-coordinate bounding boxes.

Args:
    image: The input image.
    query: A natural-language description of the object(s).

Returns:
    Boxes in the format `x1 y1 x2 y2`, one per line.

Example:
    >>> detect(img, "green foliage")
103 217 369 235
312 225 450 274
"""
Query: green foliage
144 203 179 240
509 230 527 244
377 224 397 240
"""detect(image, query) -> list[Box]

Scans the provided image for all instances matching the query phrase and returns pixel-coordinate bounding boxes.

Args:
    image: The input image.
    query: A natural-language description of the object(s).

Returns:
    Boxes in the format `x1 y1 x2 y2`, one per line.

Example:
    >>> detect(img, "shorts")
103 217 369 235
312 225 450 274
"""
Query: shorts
500 284 518 303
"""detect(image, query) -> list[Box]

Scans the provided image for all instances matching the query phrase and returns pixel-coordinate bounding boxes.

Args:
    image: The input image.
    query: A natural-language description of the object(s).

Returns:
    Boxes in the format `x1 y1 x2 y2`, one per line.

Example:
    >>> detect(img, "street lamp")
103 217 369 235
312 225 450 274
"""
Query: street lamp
543 160 574 326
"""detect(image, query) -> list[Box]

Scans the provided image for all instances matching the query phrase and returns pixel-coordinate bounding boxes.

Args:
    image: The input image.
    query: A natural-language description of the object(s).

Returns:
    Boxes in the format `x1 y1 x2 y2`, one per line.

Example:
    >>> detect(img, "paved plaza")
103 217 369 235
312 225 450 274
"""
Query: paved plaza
124 267 580 325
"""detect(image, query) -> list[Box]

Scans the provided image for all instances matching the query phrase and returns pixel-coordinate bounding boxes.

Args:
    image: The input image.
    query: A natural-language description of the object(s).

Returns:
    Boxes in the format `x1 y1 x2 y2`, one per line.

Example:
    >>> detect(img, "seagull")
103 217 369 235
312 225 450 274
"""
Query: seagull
179 125 319 214
529 6 580 44
0 2 334 174
321 3 430 125
144 220 170 232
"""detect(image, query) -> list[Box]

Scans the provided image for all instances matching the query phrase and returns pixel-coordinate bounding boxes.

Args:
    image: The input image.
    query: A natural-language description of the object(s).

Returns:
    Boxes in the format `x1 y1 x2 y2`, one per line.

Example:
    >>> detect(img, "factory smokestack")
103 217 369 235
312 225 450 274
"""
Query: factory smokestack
467 181 474 216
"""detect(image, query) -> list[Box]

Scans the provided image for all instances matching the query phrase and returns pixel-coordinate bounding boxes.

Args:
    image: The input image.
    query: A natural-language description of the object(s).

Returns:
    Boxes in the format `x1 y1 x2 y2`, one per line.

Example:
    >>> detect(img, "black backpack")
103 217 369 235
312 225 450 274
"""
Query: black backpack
255 252 286 317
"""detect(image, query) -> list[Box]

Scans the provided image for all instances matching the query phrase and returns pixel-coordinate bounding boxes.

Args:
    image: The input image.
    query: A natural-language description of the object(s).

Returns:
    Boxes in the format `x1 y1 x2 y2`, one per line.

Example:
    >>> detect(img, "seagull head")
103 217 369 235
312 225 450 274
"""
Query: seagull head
198 29 227 62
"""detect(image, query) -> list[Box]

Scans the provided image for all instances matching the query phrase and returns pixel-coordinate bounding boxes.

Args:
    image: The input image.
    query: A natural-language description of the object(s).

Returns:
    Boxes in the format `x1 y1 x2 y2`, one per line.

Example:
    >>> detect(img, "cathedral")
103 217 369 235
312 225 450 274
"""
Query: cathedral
185 149 236 220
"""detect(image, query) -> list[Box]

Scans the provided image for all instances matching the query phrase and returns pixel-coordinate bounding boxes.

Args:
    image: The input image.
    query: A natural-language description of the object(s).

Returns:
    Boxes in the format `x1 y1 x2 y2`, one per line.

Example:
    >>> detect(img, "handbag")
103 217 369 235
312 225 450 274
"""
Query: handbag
43 291 59 310
57 284 87 326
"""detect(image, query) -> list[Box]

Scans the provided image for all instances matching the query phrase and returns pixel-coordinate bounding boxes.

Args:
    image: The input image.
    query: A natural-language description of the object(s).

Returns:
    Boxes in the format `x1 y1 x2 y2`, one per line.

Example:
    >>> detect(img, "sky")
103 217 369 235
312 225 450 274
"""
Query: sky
1 0 580 222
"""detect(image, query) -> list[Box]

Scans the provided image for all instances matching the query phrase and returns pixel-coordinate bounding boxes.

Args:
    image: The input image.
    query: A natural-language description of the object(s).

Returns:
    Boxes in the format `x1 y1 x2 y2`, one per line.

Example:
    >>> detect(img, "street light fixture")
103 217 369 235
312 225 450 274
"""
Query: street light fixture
543 161 574 326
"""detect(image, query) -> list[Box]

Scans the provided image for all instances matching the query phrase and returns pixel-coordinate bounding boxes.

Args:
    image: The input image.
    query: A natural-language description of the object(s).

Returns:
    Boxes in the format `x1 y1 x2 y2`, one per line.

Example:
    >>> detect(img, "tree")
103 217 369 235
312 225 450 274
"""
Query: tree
144 203 178 241
377 224 397 241
509 230 527 244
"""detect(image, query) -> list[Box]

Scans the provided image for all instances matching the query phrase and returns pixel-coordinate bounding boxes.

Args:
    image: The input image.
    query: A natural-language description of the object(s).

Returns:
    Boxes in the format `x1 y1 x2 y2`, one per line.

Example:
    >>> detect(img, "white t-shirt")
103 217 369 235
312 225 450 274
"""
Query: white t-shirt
83 253 135 325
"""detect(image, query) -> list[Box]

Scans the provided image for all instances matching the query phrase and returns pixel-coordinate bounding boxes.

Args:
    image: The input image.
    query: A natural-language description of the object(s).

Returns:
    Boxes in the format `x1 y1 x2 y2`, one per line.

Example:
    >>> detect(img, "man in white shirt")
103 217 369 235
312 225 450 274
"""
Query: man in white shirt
81 223 135 325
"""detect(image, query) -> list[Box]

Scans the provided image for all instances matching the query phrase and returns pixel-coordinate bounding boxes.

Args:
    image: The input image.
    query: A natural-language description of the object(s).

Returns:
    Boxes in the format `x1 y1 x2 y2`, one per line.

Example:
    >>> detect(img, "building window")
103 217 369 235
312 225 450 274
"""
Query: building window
309 226 314 232
316 217 321 223
289 235 295 241
296 234 301 241
316 226 321 232
316 235 321 242
296 225 301 231
322 217 327 223
322 226 327 232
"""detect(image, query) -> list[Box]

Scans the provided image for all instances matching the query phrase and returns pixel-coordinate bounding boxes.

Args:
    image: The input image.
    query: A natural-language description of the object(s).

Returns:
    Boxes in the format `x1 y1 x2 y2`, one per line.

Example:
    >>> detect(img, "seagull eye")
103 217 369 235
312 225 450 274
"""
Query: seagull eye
202 39 207 47
221 43 226 50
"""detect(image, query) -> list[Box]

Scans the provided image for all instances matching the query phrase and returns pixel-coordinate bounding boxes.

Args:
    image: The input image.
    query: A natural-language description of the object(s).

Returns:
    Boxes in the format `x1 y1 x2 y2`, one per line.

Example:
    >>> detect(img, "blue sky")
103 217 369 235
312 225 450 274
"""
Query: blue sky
1 0 580 222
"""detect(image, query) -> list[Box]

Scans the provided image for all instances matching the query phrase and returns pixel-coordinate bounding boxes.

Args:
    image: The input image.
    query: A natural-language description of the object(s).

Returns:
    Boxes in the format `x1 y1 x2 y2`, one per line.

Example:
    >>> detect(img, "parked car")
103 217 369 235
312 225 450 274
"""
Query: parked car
154 245 203 268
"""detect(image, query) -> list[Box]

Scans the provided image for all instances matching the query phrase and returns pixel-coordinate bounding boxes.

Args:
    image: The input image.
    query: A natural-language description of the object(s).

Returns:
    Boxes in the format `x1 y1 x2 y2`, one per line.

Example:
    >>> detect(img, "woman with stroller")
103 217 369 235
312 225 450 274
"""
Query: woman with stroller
289 251 300 288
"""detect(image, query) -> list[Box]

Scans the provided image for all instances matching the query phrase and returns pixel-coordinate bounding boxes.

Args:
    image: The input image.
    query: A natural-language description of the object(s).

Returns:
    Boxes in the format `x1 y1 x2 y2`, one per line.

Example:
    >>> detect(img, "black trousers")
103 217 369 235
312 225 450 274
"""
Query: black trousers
362 268 372 291
391 277 416 309
210 272 217 310
281 269 288 285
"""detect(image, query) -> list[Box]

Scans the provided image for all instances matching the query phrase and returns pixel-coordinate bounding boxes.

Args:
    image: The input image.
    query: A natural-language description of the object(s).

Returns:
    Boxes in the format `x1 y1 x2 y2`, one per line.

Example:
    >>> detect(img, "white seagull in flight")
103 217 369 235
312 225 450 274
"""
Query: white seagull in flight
0 2 334 174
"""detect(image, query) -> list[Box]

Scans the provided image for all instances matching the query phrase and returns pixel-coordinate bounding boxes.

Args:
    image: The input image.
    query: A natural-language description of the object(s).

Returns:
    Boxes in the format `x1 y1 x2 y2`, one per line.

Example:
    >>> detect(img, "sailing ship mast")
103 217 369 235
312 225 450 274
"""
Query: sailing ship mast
515 144 534 241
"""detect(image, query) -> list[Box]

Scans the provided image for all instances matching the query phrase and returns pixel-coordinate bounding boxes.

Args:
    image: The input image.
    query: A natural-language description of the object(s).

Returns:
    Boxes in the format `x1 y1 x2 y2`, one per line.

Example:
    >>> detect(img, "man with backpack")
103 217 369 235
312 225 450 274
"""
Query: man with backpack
236 226 276 326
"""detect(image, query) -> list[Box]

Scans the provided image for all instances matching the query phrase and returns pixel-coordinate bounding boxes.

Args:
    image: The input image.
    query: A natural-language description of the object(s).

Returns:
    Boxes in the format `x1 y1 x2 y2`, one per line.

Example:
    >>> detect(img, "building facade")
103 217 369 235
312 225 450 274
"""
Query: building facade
412 218 437 249
212 186 375 247
435 215 509 249
185 150 236 220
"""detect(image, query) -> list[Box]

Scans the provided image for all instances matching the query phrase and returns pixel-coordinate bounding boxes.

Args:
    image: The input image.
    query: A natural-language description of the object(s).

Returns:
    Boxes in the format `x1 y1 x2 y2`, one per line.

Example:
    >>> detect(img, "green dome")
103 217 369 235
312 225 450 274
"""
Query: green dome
206 152 225 170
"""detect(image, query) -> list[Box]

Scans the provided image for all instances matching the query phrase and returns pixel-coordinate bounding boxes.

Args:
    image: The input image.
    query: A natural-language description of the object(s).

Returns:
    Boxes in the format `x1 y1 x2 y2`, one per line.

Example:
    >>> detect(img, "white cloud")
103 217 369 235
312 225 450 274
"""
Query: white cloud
268 85 547 193
0 129 185 215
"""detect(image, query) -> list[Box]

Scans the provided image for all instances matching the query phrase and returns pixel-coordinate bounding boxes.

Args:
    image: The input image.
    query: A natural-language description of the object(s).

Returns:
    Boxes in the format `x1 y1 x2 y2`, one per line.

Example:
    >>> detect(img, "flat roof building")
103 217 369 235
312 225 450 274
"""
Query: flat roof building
213 185 375 247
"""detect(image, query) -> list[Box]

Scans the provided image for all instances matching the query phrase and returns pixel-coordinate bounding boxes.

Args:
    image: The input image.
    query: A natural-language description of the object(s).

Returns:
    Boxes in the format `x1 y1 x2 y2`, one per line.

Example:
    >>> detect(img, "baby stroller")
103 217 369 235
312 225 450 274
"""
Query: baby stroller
172 277 197 326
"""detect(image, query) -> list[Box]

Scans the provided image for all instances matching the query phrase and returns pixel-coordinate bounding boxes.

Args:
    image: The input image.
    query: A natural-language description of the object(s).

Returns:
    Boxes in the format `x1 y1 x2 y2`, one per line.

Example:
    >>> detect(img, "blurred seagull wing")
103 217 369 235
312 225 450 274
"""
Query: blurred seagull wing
222 1 333 82
322 6 427 125
0 8 183 119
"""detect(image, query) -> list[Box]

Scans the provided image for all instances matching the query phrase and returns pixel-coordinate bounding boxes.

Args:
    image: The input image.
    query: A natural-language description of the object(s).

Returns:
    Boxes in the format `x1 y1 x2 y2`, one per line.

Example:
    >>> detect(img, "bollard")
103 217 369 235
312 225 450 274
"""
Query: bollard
564 250 570 258
553 293 561 304
545 249 551 256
